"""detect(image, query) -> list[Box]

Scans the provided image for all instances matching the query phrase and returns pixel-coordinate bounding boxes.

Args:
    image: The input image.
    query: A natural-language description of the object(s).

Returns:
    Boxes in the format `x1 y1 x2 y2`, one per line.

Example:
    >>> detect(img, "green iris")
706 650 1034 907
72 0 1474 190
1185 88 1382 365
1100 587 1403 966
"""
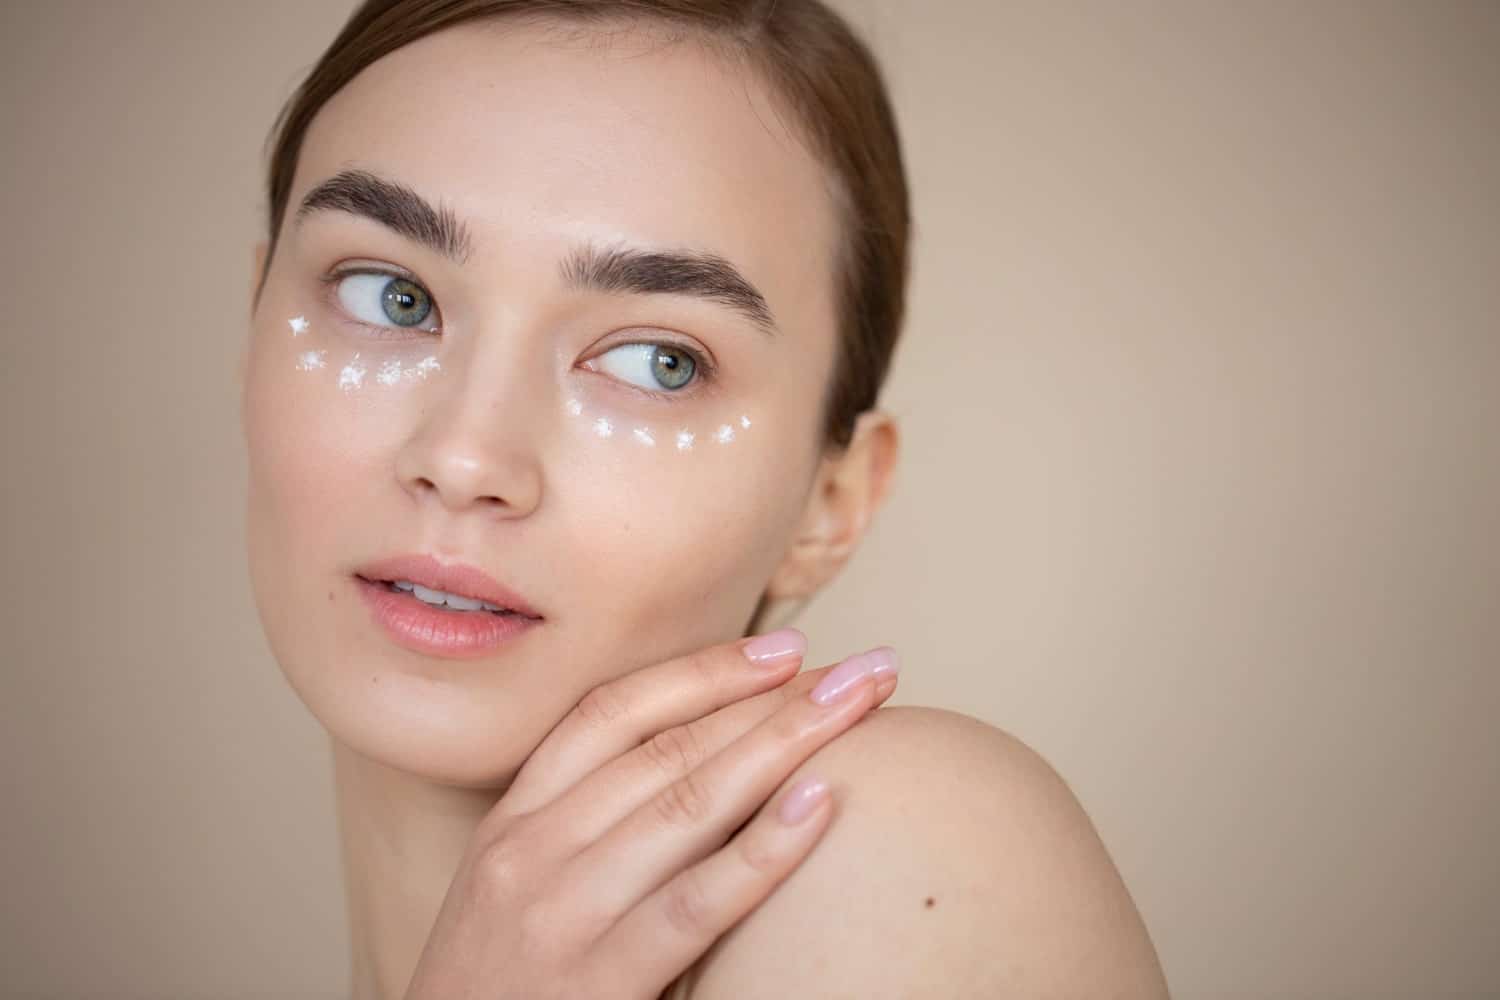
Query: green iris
652 345 696 390
380 277 432 327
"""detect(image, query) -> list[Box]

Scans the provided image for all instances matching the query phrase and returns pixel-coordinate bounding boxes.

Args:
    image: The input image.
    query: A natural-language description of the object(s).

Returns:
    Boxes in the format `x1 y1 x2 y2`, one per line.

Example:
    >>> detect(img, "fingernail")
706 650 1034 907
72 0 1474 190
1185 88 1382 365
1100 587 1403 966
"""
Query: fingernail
868 646 899 683
778 775 830 825
810 647 896 706
742 627 807 667
872 646 901 697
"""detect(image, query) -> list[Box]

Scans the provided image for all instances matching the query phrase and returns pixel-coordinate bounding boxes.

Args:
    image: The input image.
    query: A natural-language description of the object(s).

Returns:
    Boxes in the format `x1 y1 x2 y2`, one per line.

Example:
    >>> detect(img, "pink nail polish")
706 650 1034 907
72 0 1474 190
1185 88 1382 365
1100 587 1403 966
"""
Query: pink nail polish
810 647 896 705
778 776 829 825
868 646 899 684
742 627 807 667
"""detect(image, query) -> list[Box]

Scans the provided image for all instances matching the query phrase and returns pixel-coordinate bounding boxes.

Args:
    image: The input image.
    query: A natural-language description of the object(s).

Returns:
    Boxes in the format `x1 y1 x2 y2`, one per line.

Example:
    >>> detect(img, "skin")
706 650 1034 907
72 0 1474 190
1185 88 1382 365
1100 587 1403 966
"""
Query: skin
239 17 1168 1000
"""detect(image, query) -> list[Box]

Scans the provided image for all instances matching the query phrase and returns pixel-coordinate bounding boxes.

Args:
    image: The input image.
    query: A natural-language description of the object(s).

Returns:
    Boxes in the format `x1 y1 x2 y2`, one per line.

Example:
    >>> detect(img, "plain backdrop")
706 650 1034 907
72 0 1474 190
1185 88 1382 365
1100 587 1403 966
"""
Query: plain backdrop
2 1 1496 997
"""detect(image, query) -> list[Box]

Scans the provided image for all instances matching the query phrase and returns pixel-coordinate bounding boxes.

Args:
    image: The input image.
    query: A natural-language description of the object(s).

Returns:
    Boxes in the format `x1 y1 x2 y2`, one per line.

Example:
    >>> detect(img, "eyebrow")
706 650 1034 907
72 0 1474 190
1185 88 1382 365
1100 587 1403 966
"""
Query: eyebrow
295 169 474 265
560 242 777 337
294 168 778 337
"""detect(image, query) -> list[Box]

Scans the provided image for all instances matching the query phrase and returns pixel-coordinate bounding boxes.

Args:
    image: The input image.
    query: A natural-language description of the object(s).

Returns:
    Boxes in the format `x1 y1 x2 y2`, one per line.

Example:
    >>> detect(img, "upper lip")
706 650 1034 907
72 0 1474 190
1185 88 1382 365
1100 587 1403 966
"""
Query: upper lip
355 553 544 619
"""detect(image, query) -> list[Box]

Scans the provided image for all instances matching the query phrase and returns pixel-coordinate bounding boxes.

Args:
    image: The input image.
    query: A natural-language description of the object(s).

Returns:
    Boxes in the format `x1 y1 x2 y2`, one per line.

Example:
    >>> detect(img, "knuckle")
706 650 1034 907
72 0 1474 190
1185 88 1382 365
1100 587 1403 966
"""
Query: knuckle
474 832 531 895
641 724 704 778
575 682 631 732
661 867 715 937
681 645 724 689
652 770 714 827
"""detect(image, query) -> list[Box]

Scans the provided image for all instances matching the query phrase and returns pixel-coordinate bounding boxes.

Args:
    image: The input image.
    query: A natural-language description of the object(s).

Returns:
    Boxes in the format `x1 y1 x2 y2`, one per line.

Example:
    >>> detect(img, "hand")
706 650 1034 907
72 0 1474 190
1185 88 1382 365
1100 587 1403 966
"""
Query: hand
403 630 899 1000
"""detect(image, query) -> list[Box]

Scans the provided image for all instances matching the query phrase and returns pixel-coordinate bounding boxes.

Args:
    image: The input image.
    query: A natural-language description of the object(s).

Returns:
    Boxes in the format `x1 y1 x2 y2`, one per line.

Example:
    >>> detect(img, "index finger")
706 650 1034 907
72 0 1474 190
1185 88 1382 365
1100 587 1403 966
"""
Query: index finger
499 628 809 817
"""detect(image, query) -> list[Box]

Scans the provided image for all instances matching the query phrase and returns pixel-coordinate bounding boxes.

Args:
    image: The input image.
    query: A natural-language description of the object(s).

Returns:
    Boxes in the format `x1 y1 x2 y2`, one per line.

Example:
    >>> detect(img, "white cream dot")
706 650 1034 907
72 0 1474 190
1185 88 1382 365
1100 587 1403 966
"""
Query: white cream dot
715 424 735 444
593 417 614 437
295 349 326 371
566 398 584 416
288 315 309 335
740 414 752 429
404 356 440 380
633 427 655 446
376 359 404 386
338 354 367 390
676 430 695 451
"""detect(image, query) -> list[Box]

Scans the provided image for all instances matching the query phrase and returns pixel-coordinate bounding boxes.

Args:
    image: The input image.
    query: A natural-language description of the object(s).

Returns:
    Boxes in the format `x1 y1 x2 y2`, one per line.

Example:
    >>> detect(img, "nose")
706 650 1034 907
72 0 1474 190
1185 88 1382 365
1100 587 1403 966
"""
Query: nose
393 351 544 519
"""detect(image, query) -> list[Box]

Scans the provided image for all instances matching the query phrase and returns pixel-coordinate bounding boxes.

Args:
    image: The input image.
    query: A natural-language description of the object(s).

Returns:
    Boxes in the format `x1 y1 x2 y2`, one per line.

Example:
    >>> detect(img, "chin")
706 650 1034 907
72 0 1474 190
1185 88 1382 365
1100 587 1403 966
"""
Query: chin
290 645 569 790
245 568 554 790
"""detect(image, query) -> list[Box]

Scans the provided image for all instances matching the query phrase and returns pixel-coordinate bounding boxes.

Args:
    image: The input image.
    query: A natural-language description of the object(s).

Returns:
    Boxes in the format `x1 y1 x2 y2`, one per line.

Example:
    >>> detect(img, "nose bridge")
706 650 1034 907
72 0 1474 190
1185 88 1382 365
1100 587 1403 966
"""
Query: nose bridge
394 327 547 517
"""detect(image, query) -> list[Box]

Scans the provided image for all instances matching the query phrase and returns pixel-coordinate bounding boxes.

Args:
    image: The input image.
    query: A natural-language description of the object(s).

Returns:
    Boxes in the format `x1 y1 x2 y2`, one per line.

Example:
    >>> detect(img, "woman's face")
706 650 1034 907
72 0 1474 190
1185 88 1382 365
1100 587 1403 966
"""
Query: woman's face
240 20 845 786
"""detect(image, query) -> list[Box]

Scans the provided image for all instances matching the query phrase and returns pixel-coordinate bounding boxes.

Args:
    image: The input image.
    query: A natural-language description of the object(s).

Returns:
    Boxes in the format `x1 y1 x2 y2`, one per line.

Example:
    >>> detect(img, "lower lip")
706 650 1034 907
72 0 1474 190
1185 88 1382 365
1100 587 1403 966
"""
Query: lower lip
355 576 541 659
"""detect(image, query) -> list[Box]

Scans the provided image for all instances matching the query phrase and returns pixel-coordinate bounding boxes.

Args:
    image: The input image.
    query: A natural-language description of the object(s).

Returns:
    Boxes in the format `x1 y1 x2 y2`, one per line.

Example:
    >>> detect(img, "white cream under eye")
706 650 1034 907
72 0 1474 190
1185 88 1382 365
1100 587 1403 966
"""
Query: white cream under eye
562 395 752 454
285 306 750 447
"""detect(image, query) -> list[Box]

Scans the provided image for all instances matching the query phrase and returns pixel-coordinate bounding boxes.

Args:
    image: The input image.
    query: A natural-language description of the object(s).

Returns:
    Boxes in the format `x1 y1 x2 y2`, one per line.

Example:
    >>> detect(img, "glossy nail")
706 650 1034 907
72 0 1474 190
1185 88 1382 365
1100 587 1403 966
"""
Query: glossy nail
868 645 899 683
742 627 807 667
778 775 830 825
870 645 901 697
810 647 896 706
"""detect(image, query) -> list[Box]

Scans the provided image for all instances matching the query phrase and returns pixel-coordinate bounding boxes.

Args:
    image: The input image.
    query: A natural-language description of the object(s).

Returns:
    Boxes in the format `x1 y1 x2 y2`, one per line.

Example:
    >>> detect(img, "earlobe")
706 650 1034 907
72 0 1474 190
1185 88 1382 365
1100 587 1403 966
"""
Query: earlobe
765 409 900 602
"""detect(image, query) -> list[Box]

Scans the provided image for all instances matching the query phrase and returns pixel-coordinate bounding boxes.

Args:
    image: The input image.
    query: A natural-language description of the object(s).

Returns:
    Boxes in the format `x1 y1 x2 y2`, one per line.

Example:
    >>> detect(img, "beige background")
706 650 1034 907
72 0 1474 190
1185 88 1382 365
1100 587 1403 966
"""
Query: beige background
3 1 1496 996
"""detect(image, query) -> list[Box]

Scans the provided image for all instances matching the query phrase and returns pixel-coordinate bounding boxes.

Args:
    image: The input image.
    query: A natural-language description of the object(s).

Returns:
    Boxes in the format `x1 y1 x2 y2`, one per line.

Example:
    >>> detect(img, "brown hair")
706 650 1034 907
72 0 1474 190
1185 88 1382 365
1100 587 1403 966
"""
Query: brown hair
257 0 911 635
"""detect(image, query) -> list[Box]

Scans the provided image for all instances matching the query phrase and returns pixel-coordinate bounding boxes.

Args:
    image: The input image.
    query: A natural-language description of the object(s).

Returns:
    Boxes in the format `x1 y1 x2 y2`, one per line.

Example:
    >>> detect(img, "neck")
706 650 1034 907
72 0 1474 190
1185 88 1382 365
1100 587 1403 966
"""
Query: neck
331 736 506 1000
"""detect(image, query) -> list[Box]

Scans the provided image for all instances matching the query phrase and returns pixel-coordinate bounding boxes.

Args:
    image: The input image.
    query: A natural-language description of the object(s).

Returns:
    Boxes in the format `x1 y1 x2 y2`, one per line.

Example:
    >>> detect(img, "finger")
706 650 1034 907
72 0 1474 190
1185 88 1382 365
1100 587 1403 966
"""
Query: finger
500 628 808 817
534 655 897 853
556 646 896 921
594 770 836 993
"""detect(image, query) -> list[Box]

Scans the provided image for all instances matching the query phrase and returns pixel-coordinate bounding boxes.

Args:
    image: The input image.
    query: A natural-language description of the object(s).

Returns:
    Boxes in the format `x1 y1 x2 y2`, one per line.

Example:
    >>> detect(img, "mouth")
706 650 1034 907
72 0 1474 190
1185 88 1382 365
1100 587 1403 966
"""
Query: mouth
355 574 543 619
353 570 542 659
355 578 531 617
352 552 545 621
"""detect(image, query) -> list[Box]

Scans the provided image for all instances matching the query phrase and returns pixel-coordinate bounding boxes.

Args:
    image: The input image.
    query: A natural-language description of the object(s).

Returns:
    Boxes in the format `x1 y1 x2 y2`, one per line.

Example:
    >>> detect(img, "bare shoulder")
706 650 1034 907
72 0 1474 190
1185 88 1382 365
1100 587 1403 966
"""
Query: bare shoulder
683 704 1170 1000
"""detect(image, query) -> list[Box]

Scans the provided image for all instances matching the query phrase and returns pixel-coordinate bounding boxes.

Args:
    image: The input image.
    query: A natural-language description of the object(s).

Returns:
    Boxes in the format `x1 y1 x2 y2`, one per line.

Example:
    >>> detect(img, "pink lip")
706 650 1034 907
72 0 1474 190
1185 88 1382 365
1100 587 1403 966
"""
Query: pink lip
354 576 540 659
354 553 543 618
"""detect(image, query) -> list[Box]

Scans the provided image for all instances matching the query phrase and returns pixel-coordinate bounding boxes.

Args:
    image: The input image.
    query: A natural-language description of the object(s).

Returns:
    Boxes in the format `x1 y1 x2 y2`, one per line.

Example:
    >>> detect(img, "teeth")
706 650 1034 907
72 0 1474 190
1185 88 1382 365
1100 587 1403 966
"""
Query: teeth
391 579 508 613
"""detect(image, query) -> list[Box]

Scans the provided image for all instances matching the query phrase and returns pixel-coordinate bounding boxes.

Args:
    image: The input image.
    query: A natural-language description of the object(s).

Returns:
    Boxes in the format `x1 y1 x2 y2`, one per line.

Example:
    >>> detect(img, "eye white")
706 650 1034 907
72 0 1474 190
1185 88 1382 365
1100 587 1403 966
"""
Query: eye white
335 273 438 331
592 343 694 393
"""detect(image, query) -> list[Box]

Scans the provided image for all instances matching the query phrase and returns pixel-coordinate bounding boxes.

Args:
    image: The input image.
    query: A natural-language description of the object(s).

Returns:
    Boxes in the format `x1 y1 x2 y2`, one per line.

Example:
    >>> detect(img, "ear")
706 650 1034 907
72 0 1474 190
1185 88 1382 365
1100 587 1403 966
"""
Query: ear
240 240 269 397
765 409 900 602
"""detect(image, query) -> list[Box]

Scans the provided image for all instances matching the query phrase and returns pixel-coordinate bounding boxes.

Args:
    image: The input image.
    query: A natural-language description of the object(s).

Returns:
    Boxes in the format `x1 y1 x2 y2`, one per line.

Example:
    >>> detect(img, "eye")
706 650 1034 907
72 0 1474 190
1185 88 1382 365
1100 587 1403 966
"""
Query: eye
590 342 706 395
331 270 439 332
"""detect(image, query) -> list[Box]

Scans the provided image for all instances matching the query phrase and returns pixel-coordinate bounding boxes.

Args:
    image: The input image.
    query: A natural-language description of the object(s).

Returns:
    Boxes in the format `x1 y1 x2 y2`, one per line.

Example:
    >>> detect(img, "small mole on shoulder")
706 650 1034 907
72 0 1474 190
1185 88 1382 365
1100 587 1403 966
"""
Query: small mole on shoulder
924 896 936 908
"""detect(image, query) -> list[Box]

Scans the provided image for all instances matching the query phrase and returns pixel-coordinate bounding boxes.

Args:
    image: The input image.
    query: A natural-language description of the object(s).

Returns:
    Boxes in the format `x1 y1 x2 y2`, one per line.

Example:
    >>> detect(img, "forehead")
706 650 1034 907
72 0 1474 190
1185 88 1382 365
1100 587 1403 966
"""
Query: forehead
292 18 841 335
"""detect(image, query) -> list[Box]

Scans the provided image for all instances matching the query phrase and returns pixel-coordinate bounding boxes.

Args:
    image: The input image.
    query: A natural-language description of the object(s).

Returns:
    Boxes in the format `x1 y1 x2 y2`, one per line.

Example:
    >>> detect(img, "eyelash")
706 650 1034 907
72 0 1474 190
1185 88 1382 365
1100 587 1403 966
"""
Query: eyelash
317 265 719 402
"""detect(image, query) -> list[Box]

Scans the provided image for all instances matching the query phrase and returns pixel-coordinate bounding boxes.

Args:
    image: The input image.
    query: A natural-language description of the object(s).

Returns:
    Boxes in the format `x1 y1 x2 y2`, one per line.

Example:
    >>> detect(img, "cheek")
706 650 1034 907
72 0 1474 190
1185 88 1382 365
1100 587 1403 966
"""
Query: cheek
243 310 426 591
549 393 807 663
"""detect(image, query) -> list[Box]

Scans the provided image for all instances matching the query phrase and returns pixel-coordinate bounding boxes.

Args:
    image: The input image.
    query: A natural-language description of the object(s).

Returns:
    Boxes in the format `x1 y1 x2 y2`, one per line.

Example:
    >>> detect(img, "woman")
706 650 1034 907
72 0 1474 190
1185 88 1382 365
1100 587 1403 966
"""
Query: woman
238 1 1169 996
